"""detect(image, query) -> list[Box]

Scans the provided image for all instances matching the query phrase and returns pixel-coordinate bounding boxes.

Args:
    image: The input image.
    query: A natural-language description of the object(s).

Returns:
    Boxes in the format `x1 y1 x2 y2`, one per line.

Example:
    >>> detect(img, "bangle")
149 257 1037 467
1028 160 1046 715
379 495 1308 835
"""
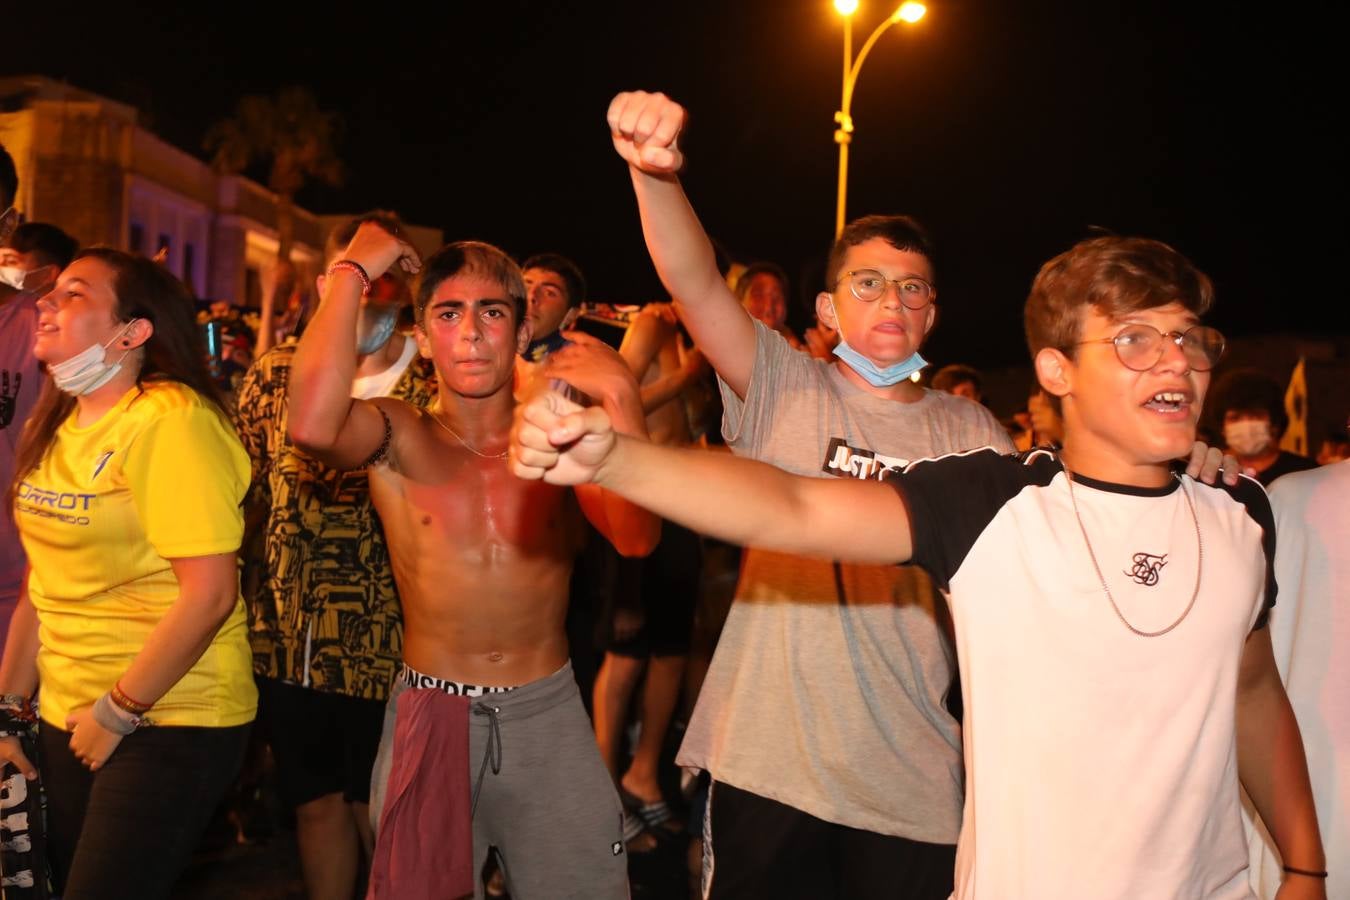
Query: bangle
327 259 371 295
110 680 152 715
1283 865 1328 879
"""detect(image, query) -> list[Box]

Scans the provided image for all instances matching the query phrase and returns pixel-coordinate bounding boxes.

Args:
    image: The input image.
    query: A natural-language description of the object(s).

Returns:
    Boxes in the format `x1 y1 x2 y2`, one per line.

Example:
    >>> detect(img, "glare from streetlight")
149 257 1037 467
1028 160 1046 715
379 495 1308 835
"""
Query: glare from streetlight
893 1 926 24
834 0 860 15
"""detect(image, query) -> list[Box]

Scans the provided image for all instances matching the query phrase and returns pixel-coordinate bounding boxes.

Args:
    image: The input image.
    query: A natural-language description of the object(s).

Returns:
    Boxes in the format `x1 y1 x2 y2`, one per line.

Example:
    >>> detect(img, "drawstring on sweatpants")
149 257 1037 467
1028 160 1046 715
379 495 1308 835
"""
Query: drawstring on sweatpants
471 702 502 816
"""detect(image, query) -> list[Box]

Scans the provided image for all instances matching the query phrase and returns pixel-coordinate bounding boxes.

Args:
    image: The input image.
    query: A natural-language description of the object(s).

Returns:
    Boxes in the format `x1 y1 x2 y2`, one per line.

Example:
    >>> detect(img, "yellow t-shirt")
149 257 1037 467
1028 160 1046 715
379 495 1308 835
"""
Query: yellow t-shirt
16 381 257 728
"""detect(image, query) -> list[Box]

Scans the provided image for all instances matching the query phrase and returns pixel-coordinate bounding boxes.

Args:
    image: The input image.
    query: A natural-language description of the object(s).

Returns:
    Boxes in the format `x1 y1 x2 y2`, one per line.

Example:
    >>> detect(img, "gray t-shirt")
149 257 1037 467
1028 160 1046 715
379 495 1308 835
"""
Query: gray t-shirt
677 321 1014 843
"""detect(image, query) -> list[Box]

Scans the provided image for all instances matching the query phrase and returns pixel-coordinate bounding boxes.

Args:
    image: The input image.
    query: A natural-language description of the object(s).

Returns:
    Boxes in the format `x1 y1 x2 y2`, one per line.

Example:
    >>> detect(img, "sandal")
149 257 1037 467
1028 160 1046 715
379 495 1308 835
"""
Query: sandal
620 786 684 837
622 808 659 854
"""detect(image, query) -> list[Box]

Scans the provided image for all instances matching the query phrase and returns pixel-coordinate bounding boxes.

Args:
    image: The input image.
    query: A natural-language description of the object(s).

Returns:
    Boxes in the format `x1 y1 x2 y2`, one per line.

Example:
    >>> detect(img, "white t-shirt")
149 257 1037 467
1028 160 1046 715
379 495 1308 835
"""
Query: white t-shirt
1245 460 1347 899
893 448 1273 899
678 321 1014 843
351 337 418 400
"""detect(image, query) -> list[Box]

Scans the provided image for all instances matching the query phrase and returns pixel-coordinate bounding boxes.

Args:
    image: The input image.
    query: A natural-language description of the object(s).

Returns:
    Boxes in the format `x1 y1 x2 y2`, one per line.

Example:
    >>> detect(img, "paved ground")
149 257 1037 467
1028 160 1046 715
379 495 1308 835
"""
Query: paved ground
173 754 696 899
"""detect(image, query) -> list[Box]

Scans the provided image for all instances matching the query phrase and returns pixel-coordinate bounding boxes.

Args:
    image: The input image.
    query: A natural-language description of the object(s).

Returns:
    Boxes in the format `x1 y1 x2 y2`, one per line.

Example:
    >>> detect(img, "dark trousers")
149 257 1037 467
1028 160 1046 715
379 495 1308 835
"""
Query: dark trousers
704 781 956 900
38 721 250 900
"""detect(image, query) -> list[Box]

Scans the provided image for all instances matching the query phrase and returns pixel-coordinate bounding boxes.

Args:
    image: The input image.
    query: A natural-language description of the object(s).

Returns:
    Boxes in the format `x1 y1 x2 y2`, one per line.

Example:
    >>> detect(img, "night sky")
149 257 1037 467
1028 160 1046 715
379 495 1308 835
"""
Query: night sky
7 0 1346 367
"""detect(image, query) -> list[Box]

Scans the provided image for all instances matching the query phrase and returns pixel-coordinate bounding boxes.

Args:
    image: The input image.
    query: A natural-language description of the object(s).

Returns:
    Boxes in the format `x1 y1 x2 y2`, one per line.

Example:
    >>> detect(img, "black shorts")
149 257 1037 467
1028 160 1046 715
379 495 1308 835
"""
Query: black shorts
257 676 386 808
703 782 956 900
607 520 701 658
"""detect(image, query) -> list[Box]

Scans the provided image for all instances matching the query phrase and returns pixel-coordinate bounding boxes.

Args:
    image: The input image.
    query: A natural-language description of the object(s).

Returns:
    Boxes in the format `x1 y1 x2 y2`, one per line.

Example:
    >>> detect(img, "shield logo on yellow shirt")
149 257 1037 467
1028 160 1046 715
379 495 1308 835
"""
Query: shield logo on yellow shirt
92 449 115 480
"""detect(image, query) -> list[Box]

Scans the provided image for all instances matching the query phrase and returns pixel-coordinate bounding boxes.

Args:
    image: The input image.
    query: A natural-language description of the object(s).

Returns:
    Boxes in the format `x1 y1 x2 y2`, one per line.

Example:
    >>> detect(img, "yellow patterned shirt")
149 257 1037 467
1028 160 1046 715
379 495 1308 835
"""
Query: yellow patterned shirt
16 381 256 729
235 342 436 701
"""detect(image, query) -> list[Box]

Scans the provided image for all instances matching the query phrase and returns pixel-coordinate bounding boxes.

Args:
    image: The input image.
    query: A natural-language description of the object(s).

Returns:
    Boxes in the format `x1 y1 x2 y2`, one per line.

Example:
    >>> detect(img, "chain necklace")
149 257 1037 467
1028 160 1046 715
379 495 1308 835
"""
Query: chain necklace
429 411 508 460
1063 467 1202 638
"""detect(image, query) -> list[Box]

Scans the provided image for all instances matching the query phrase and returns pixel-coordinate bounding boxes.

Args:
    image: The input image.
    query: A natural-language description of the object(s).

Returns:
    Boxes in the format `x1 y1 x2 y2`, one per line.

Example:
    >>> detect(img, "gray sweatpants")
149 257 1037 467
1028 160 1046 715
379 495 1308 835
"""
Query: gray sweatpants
370 661 628 900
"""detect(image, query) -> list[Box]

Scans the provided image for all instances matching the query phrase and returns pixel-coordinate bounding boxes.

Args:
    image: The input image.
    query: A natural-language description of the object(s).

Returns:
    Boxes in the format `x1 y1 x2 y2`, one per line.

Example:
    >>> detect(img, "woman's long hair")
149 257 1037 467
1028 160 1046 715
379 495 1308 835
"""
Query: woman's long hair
8 248 226 509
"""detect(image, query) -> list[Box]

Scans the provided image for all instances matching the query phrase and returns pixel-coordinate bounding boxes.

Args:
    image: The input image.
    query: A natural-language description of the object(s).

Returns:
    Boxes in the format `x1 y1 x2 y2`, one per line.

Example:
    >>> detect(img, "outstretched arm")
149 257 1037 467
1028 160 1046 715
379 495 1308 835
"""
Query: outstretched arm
609 91 759 398
512 390 911 564
541 334 660 557
288 222 421 470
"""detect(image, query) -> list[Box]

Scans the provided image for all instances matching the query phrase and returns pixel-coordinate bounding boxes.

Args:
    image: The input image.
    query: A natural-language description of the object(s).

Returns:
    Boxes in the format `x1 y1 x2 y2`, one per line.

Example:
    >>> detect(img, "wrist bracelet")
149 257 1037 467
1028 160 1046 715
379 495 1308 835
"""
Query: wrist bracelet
110 680 152 715
327 259 371 295
1283 864 1328 879
92 692 144 736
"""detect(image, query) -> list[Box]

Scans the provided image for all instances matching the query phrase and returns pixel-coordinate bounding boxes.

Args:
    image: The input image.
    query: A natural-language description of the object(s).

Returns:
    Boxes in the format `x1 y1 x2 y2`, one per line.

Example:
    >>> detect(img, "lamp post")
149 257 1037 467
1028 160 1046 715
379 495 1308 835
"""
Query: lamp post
833 1 927 237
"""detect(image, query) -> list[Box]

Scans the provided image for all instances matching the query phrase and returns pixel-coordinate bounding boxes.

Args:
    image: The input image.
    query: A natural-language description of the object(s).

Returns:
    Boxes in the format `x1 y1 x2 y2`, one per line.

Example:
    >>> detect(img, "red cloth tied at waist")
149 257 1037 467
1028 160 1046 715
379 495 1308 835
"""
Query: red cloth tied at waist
367 689 473 900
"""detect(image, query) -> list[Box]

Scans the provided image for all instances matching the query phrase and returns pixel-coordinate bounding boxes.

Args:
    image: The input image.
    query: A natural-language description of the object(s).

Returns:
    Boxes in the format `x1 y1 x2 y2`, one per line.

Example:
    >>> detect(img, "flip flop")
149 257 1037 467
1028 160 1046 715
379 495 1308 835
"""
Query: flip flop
620 787 684 837
622 809 659 854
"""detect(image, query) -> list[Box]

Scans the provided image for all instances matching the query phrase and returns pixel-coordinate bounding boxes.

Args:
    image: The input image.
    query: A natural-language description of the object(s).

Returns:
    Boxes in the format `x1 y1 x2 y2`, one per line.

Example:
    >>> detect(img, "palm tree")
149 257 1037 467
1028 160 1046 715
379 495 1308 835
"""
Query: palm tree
205 86 343 354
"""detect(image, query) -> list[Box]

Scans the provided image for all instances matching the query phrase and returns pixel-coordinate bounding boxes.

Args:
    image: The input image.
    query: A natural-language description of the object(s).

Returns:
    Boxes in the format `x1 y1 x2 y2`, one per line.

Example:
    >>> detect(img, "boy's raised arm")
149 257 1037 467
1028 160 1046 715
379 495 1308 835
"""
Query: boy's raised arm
609 91 759 399
288 223 420 470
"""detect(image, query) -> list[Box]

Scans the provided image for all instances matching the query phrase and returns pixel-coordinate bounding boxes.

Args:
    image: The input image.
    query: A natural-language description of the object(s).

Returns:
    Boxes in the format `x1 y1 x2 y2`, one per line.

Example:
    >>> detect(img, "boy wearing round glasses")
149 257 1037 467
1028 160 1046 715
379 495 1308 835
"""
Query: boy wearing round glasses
606 90 1014 897
511 232 1325 899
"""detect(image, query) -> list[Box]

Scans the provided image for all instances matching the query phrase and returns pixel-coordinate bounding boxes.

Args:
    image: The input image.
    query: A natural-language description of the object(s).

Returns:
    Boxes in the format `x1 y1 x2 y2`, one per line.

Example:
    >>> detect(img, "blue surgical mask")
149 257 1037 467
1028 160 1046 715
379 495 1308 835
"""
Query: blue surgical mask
355 306 400 356
827 299 928 386
832 340 928 386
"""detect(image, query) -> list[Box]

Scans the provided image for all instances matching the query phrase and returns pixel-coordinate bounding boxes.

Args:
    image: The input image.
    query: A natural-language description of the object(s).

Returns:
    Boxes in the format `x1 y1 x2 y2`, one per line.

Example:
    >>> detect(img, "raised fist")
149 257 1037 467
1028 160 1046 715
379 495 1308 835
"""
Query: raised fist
341 221 421 283
607 91 687 175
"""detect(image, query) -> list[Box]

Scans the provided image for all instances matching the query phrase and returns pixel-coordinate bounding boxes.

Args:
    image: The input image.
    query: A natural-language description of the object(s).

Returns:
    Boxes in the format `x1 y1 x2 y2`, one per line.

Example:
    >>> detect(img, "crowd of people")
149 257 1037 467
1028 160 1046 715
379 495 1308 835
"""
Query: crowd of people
0 85 1343 900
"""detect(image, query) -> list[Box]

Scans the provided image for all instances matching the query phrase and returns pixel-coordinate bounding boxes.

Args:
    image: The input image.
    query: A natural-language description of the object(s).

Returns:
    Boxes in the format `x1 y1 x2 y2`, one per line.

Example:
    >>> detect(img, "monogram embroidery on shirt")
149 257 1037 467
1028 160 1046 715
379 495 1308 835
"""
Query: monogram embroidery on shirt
1124 552 1167 587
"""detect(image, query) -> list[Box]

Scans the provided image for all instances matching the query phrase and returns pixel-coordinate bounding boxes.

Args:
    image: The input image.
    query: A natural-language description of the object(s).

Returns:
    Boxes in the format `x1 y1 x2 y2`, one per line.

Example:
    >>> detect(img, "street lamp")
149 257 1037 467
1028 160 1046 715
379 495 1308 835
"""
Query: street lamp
833 1 926 237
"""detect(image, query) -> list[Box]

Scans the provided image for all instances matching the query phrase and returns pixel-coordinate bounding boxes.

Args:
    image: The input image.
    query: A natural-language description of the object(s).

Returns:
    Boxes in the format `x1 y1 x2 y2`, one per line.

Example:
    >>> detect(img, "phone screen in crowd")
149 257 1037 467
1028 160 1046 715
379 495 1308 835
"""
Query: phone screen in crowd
203 320 222 359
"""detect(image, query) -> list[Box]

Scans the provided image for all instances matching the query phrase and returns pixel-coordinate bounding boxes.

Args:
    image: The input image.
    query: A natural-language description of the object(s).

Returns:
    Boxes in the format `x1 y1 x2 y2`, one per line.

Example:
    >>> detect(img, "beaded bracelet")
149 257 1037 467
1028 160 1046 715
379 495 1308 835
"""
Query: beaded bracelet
327 259 371 295
1283 864 1328 879
110 680 152 715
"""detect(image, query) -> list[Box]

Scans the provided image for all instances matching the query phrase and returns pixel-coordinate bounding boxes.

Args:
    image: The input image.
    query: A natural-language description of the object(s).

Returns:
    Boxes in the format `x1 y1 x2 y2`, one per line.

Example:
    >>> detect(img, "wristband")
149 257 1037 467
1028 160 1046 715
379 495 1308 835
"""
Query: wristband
327 259 371 295
1282 864 1328 879
92 692 145 736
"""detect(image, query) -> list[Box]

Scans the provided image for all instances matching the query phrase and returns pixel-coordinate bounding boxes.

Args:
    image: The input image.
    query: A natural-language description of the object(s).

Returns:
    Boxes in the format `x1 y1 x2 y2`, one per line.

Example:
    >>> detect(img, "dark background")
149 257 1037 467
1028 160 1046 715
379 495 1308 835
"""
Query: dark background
6 0 1346 368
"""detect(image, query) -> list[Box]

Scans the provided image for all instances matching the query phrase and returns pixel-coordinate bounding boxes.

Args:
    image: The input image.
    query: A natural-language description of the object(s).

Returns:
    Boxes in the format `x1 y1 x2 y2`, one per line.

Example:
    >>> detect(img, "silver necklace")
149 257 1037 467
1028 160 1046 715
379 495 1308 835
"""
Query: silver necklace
429 412 508 460
1063 467 1202 638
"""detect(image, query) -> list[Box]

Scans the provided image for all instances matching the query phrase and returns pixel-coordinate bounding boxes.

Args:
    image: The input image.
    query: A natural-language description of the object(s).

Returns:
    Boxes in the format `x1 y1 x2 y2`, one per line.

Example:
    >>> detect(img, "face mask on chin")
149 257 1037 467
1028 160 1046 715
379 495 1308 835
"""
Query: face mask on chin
0 266 26 291
827 298 928 387
48 320 141 396
355 305 401 356
1223 419 1275 458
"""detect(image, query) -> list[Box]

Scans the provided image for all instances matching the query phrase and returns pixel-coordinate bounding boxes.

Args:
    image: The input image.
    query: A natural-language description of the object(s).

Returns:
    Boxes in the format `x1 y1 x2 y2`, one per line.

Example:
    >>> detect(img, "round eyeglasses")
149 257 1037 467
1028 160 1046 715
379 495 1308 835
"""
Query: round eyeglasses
1071 323 1226 372
836 269 936 310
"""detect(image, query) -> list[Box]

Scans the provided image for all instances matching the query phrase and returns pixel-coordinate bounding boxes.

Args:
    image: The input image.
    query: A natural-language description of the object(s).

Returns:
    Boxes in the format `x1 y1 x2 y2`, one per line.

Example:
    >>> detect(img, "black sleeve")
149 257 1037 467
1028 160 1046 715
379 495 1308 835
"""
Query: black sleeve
884 448 1049 590
1222 475 1278 631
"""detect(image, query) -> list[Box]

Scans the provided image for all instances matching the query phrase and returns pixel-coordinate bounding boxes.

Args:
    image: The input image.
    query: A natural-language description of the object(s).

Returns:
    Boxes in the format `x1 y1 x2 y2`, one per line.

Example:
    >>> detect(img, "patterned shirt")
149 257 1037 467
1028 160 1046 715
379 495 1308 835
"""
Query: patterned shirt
235 341 436 700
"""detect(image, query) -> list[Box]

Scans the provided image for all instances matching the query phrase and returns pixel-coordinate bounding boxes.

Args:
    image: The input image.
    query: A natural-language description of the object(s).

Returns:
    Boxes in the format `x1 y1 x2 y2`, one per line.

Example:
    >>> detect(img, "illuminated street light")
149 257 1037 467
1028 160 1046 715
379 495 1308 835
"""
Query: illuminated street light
833 2 927 237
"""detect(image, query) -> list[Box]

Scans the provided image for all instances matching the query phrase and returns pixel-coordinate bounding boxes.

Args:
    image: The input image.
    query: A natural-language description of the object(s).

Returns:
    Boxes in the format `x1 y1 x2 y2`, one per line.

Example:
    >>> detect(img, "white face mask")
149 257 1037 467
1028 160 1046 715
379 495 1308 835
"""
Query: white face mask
1224 419 1274 457
0 266 26 291
48 320 141 396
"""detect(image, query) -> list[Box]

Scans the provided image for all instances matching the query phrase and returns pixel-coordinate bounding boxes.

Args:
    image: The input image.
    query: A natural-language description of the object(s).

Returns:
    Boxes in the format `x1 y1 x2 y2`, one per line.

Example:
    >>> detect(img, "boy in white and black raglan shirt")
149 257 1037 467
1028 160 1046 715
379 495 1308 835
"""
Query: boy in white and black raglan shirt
512 233 1327 899
600 90 1241 900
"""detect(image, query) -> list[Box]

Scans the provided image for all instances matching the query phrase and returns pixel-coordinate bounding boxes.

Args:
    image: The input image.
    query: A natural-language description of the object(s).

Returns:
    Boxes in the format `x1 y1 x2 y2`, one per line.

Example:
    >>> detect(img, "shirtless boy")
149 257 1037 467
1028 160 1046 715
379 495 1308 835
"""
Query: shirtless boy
287 223 658 899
